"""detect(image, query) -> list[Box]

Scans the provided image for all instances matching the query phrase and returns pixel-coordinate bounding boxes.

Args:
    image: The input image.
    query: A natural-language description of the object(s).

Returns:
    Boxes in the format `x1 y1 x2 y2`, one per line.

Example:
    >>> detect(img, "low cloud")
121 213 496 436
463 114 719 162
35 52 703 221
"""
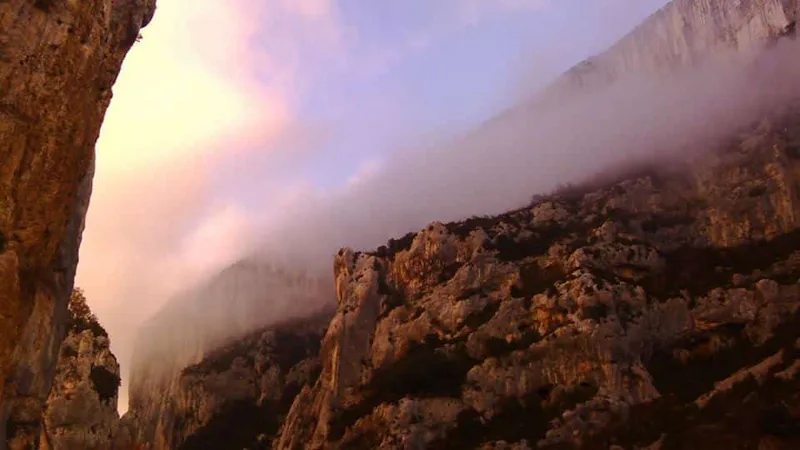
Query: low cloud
252 36 800 269
76 0 343 412
77 0 800 414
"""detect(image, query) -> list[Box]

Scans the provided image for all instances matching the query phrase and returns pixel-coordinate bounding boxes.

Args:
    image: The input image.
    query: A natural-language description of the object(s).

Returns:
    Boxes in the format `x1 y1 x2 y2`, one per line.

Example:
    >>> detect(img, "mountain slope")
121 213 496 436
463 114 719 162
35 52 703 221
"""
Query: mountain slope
121 0 800 448
276 108 800 449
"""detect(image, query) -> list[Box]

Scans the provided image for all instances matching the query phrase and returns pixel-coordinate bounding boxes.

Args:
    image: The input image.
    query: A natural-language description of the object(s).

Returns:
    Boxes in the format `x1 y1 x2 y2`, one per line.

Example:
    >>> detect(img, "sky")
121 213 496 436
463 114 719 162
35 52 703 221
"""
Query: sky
74 0 676 411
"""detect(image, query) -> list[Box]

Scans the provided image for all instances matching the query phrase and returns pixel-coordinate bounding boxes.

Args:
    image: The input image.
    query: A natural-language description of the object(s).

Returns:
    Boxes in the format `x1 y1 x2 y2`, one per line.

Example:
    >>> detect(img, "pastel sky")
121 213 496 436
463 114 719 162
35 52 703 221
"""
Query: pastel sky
75 0 670 411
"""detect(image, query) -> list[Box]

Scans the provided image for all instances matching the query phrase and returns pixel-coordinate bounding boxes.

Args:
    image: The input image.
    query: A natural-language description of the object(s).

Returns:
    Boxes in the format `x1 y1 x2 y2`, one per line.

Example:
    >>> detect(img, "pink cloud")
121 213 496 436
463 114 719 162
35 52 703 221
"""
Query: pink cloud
76 0 346 412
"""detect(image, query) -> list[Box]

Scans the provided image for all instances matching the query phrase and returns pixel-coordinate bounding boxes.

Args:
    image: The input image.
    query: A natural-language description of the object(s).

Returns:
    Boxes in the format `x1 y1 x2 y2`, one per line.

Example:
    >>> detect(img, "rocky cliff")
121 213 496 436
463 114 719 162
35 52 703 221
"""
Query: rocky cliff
120 262 334 449
121 0 800 448
116 308 333 450
275 106 800 449
509 0 798 114
0 0 154 448
39 289 121 450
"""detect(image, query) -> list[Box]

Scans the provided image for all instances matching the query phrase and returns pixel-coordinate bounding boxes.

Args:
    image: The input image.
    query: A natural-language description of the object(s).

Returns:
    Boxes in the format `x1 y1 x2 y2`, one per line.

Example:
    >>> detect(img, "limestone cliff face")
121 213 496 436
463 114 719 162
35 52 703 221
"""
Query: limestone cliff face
275 108 800 449
121 261 334 449
116 309 333 450
119 0 800 448
0 0 154 448
561 0 796 90
524 0 799 110
40 324 121 450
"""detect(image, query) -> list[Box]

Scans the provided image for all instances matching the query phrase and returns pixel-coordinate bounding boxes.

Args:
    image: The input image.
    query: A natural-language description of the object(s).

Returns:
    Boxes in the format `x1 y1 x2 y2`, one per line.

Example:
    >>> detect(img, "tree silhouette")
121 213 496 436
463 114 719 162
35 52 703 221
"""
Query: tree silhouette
68 287 107 337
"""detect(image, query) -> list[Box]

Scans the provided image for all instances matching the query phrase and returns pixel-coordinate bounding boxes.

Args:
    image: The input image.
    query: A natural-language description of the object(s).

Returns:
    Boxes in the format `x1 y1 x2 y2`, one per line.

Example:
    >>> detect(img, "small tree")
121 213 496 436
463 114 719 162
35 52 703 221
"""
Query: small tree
68 287 108 337
69 287 97 324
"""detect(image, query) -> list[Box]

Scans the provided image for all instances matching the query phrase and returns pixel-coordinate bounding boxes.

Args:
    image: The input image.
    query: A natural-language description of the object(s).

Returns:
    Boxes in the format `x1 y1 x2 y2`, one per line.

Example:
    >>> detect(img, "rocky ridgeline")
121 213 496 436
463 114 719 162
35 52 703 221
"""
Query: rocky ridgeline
273 110 800 449
40 323 120 450
74 0 800 448
139 106 800 449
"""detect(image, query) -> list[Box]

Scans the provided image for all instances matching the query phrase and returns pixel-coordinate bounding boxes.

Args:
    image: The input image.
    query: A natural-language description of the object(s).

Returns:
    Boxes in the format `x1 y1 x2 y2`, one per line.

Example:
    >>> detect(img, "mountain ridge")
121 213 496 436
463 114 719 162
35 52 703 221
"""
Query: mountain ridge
119 1 800 448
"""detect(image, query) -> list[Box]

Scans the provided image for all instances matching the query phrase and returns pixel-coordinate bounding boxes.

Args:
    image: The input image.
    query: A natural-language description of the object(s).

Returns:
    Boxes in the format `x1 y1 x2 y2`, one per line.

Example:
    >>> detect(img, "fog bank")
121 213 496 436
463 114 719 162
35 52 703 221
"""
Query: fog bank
250 37 800 271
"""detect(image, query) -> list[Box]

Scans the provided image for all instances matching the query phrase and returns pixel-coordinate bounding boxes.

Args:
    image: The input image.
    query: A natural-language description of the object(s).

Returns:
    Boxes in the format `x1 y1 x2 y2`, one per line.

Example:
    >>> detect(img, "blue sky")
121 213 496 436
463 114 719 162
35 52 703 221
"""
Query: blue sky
213 0 672 201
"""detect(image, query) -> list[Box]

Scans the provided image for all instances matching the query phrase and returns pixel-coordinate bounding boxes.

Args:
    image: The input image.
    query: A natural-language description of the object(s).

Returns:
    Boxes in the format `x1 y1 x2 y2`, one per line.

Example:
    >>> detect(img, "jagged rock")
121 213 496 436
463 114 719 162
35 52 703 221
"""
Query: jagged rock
121 1 800 448
0 0 154 447
274 107 800 448
39 327 121 450
115 308 333 450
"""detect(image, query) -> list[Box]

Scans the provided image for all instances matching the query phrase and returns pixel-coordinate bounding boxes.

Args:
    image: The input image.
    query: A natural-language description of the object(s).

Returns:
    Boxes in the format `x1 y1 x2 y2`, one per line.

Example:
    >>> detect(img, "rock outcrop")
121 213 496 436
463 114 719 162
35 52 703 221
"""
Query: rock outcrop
0 0 154 448
119 0 800 448
40 299 121 450
275 107 800 449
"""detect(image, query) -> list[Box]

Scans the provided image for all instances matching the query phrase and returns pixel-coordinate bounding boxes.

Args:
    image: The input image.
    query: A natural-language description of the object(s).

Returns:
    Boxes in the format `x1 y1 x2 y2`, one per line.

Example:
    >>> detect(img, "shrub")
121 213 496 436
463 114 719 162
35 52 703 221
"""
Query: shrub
68 287 109 338
581 303 610 321
89 366 120 404
511 263 565 299
328 335 478 441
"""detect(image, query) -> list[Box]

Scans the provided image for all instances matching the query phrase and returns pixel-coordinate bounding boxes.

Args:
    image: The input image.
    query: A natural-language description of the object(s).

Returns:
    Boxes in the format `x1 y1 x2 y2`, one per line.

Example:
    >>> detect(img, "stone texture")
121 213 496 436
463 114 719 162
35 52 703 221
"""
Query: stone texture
119 0 800 448
544 0 799 101
39 326 121 450
0 0 154 447
274 108 800 449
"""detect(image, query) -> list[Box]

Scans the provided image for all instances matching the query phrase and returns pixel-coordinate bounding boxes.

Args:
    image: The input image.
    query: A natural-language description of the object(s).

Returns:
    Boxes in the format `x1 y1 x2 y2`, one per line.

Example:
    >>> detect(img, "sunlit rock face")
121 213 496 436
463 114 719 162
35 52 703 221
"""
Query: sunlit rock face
275 108 800 449
119 0 800 448
40 325 121 450
0 0 154 448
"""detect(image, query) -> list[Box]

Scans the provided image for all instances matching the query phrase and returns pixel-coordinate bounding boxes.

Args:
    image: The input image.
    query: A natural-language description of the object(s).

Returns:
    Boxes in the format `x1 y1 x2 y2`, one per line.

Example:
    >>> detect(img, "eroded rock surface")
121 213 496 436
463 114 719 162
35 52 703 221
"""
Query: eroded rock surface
0 0 154 448
117 0 800 448
274 110 800 449
40 315 120 450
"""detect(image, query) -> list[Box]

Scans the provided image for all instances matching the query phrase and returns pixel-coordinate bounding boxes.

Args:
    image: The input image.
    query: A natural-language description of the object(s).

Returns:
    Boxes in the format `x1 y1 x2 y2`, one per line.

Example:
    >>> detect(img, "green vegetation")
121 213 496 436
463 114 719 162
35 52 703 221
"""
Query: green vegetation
373 231 417 258
178 400 279 450
573 312 800 449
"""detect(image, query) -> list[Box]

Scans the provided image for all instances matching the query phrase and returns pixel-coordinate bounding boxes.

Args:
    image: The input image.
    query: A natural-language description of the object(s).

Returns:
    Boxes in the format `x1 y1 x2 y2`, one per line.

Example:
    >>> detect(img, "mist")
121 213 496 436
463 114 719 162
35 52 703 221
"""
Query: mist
104 8 800 412
127 34 800 390
250 37 800 271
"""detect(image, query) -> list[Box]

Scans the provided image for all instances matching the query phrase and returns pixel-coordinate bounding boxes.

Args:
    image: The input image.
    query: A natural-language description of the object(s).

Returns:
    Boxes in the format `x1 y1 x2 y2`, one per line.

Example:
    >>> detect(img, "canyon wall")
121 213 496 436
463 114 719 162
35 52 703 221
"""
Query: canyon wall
122 0 800 448
505 0 798 114
276 107 800 449
0 0 154 447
